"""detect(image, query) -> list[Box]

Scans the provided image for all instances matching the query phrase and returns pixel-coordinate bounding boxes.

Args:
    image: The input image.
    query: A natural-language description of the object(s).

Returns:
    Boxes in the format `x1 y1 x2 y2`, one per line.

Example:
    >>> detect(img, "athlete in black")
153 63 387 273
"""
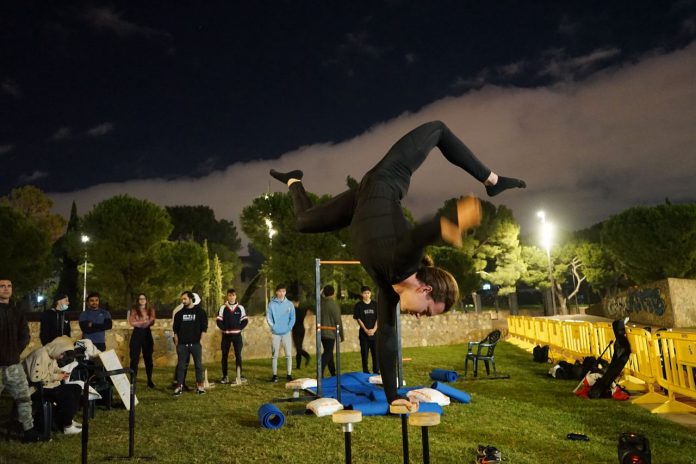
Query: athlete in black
270 120 525 405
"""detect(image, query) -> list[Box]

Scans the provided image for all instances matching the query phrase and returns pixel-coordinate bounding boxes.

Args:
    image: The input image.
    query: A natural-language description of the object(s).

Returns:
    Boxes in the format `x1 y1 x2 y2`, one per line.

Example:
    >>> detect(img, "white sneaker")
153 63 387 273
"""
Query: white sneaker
71 420 82 428
64 424 82 435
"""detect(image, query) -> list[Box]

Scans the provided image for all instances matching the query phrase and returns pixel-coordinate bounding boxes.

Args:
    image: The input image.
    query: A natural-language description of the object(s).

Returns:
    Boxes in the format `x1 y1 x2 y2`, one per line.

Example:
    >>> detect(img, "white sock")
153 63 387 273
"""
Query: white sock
485 172 498 186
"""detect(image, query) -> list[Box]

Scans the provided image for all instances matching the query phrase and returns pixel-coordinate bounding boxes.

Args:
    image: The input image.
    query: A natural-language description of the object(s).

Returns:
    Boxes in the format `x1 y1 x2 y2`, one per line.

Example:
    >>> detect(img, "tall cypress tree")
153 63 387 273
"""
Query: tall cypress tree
56 201 80 306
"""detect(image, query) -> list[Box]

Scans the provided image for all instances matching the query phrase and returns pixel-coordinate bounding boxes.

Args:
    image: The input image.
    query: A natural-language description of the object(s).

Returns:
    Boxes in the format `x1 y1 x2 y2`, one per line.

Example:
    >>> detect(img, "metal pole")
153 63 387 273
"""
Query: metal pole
336 324 341 403
83 253 88 311
344 428 352 464
315 258 322 397
129 369 136 458
422 427 430 464
396 302 404 388
401 414 410 464
546 248 557 314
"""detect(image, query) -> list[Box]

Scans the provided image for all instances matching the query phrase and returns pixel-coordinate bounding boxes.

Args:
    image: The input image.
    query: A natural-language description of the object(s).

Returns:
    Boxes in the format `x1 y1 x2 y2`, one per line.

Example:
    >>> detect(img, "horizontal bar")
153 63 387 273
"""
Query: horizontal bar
318 260 361 265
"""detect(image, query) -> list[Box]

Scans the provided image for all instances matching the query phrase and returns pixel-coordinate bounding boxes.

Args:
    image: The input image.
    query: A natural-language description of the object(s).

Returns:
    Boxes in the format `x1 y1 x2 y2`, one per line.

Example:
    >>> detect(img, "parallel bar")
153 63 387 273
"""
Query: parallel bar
315 258 322 397
336 324 341 403
318 260 361 265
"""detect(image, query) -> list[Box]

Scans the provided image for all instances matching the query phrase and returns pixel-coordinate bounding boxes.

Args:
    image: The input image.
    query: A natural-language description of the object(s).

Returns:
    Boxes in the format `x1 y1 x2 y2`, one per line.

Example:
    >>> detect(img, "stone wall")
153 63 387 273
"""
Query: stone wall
22 311 496 368
587 278 696 328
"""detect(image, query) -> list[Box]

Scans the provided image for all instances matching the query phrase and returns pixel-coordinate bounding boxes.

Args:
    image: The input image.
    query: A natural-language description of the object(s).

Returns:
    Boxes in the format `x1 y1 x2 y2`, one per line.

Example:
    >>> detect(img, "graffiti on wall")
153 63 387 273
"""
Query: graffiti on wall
605 287 666 318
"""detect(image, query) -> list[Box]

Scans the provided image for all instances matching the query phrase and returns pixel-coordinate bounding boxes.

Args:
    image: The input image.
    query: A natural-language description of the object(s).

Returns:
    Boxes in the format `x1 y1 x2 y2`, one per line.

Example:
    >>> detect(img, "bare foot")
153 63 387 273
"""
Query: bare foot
440 217 463 248
457 195 482 232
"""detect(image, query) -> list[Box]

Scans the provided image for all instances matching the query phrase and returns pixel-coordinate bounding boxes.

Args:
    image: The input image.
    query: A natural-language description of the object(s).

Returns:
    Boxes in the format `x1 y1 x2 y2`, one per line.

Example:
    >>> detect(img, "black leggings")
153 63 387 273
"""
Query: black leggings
129 328 154 382
320 338 336 377
288 120 491 233
221 334 243 377
42 384 82 427
359 334 379 374
292 325 310 368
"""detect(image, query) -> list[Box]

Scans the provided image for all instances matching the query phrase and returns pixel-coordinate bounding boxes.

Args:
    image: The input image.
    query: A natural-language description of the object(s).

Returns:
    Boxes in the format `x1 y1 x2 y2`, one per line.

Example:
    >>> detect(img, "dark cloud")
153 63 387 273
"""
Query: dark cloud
50 43 696 243
81 6 172 40
86 122 114 137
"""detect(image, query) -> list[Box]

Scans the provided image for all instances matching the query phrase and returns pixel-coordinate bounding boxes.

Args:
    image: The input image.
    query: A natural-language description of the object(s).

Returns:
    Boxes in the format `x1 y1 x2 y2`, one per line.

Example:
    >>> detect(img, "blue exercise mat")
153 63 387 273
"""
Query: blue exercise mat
431 381 471 403
429 369 459 382
258 403 286 429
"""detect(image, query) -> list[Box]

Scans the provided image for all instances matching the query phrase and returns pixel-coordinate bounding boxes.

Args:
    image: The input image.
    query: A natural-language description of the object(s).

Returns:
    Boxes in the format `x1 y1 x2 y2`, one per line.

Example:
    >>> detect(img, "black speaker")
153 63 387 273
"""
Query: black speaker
618 432 651 464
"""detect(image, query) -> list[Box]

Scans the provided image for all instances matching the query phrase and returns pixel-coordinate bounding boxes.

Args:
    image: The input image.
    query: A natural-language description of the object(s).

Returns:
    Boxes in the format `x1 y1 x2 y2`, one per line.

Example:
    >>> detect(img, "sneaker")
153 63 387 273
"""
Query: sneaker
612 385 630 401
286 374 293 381
147 380 156 389
71 420 82 428
196 388 206 395
173 385 183 396
270 375 278 383
220 376 230 384
476 445 502 463
63 424 82 435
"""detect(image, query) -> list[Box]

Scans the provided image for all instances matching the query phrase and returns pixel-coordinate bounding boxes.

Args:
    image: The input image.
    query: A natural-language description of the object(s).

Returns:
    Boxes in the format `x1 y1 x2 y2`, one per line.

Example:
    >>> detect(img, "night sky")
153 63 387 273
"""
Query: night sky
2 1 695 237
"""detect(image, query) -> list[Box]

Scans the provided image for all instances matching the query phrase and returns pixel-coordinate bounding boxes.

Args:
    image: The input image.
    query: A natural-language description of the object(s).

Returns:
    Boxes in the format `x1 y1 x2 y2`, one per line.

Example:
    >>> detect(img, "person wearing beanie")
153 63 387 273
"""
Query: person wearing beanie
40 293 72 345
269 121 525 407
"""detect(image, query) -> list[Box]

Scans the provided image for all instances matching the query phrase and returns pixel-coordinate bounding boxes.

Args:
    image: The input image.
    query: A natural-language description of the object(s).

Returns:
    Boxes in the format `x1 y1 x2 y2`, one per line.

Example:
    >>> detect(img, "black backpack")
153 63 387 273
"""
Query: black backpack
533 345 549 363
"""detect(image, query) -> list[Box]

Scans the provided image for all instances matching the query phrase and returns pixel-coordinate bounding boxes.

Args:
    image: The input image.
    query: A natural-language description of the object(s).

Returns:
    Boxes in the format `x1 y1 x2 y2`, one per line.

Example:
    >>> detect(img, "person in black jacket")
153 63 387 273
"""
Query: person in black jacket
173 291 208 396
39 293 72 345
216 289 248 383
0 278 42 442
270 120 525 407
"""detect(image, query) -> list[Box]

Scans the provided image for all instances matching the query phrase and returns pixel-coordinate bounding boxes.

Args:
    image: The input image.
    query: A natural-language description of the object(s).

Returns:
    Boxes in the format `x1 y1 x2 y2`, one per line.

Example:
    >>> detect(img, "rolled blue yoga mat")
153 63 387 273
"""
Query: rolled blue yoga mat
429 369 459 382
431 381 471 403
258 403 286 429
349 401 390 416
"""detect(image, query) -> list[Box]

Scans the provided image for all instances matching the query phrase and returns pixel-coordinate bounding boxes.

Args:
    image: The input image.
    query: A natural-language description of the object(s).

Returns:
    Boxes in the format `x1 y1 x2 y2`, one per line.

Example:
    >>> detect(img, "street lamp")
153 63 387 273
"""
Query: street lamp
536 211 557 314
81 234 90 311
264 217 276 308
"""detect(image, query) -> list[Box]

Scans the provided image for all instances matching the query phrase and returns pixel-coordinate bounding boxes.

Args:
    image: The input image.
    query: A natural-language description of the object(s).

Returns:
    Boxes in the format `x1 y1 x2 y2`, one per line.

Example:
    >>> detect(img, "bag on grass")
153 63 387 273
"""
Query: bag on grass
533 345 549 363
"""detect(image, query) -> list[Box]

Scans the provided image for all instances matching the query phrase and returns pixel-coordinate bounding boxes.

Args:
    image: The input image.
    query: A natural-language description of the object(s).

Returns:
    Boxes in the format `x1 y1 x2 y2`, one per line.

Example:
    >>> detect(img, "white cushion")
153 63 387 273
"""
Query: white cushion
406 387 450 406
306 397 344 417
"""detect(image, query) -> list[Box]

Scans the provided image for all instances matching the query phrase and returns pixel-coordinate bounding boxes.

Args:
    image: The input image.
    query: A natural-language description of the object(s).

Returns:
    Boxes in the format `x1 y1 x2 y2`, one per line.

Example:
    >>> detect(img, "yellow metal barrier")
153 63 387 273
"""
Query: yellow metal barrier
590 322 615 361
533 318 550 346
624 327 668 406
650 330 696 414
561 321 594 360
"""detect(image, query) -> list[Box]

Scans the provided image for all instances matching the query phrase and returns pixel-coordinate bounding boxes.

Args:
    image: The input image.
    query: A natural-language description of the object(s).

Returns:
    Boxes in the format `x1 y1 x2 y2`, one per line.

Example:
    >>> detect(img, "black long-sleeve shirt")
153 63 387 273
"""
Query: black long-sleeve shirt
173 305 208 344
0 301 30 366
40 309 72 345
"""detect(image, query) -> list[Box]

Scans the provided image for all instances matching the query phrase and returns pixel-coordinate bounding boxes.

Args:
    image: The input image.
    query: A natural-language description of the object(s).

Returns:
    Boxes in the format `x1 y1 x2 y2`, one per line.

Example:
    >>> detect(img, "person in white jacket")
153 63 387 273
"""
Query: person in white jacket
23 336 82 435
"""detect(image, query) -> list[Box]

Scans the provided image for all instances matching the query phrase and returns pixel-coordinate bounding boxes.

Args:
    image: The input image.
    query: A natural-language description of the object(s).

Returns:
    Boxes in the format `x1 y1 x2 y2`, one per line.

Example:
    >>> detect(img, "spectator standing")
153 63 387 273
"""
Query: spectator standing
320 285 344 377
39 293 72 345
128 293 156 388
78 292 112 351
266 283 295 382
173 291 208 395
0 278 43 442
353 286 379 374
292 302 311 369
216 289 248 383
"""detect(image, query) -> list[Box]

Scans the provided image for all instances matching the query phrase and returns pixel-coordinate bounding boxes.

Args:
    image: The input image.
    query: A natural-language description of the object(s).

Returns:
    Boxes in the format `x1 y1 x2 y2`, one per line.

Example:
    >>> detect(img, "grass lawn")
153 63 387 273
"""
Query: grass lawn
2 341 695 463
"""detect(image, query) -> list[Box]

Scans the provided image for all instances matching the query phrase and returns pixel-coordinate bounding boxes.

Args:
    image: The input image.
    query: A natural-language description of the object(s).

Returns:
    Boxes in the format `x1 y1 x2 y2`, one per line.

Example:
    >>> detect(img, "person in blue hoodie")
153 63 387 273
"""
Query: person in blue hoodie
78 292 112 351
266 283 296 382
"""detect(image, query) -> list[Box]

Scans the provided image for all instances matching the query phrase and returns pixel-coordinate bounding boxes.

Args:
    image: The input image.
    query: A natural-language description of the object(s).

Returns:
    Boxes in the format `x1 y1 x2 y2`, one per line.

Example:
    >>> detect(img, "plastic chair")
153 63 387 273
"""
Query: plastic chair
464 330 501 377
